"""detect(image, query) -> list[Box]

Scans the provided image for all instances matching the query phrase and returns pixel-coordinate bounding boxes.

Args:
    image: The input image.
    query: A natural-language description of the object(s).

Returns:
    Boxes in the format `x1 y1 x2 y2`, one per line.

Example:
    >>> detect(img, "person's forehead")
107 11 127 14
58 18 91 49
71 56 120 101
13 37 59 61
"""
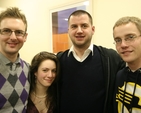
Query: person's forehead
113 23 139 37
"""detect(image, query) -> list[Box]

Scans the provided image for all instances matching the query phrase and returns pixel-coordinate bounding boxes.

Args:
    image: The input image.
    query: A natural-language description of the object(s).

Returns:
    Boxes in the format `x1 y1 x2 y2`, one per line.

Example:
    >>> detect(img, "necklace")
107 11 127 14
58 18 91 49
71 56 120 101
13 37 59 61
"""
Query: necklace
33 92 47 99
32 92 46 106
32 92 48 113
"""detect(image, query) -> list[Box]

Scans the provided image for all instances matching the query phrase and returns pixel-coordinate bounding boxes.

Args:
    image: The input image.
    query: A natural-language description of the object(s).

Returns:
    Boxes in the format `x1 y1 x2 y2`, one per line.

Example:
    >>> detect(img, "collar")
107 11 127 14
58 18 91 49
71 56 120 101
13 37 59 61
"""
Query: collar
0 52 21 65
67 44 94 57
126 63 141 72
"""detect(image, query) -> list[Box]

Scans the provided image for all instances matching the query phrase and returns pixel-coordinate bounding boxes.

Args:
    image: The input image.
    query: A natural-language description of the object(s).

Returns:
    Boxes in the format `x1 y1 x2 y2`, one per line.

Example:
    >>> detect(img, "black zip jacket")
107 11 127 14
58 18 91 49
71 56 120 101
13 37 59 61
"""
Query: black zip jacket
56 45 125 113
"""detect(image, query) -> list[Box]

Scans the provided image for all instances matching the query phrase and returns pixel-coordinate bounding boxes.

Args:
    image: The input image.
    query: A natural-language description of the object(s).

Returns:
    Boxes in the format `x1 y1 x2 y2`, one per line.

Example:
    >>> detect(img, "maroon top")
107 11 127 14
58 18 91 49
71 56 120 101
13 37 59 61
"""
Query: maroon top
26 98 53 113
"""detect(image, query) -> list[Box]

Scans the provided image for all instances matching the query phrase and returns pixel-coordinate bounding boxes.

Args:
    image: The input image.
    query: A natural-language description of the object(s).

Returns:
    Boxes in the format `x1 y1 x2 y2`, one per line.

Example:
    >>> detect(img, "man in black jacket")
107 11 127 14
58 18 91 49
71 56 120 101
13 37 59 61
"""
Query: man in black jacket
57 10 125 113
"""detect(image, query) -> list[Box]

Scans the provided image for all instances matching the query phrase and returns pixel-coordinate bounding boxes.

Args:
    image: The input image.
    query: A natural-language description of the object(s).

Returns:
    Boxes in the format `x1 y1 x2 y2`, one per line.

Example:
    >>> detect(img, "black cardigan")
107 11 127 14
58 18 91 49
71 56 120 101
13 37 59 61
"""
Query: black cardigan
56 45 125 113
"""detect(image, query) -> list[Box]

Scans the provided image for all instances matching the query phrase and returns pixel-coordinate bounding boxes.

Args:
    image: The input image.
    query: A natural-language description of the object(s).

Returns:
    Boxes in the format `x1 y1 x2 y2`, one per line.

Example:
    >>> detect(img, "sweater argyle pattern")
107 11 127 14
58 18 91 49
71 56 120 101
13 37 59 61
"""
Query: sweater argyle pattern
0 59 30 113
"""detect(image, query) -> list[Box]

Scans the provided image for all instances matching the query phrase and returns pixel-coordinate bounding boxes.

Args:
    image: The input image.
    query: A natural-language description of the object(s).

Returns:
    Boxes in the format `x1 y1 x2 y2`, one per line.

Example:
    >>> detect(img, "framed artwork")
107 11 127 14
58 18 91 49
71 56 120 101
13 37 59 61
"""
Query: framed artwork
49 0 93 53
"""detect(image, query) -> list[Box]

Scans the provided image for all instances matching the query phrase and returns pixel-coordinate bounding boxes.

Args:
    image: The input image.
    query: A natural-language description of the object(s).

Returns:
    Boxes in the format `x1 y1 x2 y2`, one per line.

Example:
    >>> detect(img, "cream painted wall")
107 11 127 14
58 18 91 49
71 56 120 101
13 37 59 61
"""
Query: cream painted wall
0 0 141 63
93 0 141 49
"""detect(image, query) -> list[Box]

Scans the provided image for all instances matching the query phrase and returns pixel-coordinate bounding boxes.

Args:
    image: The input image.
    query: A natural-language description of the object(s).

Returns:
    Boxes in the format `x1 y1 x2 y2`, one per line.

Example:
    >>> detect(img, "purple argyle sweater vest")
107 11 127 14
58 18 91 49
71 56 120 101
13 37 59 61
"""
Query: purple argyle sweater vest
0 57 30 113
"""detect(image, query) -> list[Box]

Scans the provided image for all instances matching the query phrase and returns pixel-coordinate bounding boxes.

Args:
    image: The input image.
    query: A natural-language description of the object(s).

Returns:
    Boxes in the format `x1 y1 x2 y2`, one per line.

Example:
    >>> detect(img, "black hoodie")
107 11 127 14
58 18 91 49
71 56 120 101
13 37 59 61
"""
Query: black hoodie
114 67 141 113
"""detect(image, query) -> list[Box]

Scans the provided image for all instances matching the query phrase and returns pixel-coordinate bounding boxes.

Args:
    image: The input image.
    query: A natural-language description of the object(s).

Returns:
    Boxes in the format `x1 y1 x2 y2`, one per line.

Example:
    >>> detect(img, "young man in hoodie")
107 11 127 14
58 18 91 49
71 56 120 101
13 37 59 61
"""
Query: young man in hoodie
113 16 141 113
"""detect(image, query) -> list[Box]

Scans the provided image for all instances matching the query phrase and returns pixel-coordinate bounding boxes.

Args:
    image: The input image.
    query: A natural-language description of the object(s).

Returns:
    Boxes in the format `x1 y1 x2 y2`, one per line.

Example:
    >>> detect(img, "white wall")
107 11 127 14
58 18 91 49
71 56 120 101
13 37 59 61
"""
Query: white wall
0 0 141 63
93 0 141 50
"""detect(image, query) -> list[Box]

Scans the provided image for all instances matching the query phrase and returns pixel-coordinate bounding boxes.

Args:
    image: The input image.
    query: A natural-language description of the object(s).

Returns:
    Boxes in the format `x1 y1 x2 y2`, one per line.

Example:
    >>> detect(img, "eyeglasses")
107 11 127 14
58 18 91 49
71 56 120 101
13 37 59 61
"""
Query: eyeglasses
113 34 141 45
0 28 26 37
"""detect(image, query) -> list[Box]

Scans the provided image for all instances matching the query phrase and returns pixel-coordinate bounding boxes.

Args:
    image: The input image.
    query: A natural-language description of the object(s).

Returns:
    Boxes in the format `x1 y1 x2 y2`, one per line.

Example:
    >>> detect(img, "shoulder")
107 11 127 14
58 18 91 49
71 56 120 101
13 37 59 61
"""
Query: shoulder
116 67 127 81
56 51 64 59
117 67 127 75
20 58 30 68
56 49 69 59
96 45 119 57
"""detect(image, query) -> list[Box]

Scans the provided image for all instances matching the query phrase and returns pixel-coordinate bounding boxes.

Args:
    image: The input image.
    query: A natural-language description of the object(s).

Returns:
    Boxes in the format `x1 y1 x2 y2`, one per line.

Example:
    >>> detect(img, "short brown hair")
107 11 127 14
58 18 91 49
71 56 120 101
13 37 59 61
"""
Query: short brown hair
113 16 141 34
68 10 93 25
0 7 27 32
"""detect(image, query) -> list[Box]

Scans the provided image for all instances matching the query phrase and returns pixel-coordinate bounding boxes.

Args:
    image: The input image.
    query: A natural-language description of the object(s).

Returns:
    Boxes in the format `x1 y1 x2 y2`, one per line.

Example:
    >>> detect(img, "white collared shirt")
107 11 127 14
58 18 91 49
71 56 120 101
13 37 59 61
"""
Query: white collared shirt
68 44 94 62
